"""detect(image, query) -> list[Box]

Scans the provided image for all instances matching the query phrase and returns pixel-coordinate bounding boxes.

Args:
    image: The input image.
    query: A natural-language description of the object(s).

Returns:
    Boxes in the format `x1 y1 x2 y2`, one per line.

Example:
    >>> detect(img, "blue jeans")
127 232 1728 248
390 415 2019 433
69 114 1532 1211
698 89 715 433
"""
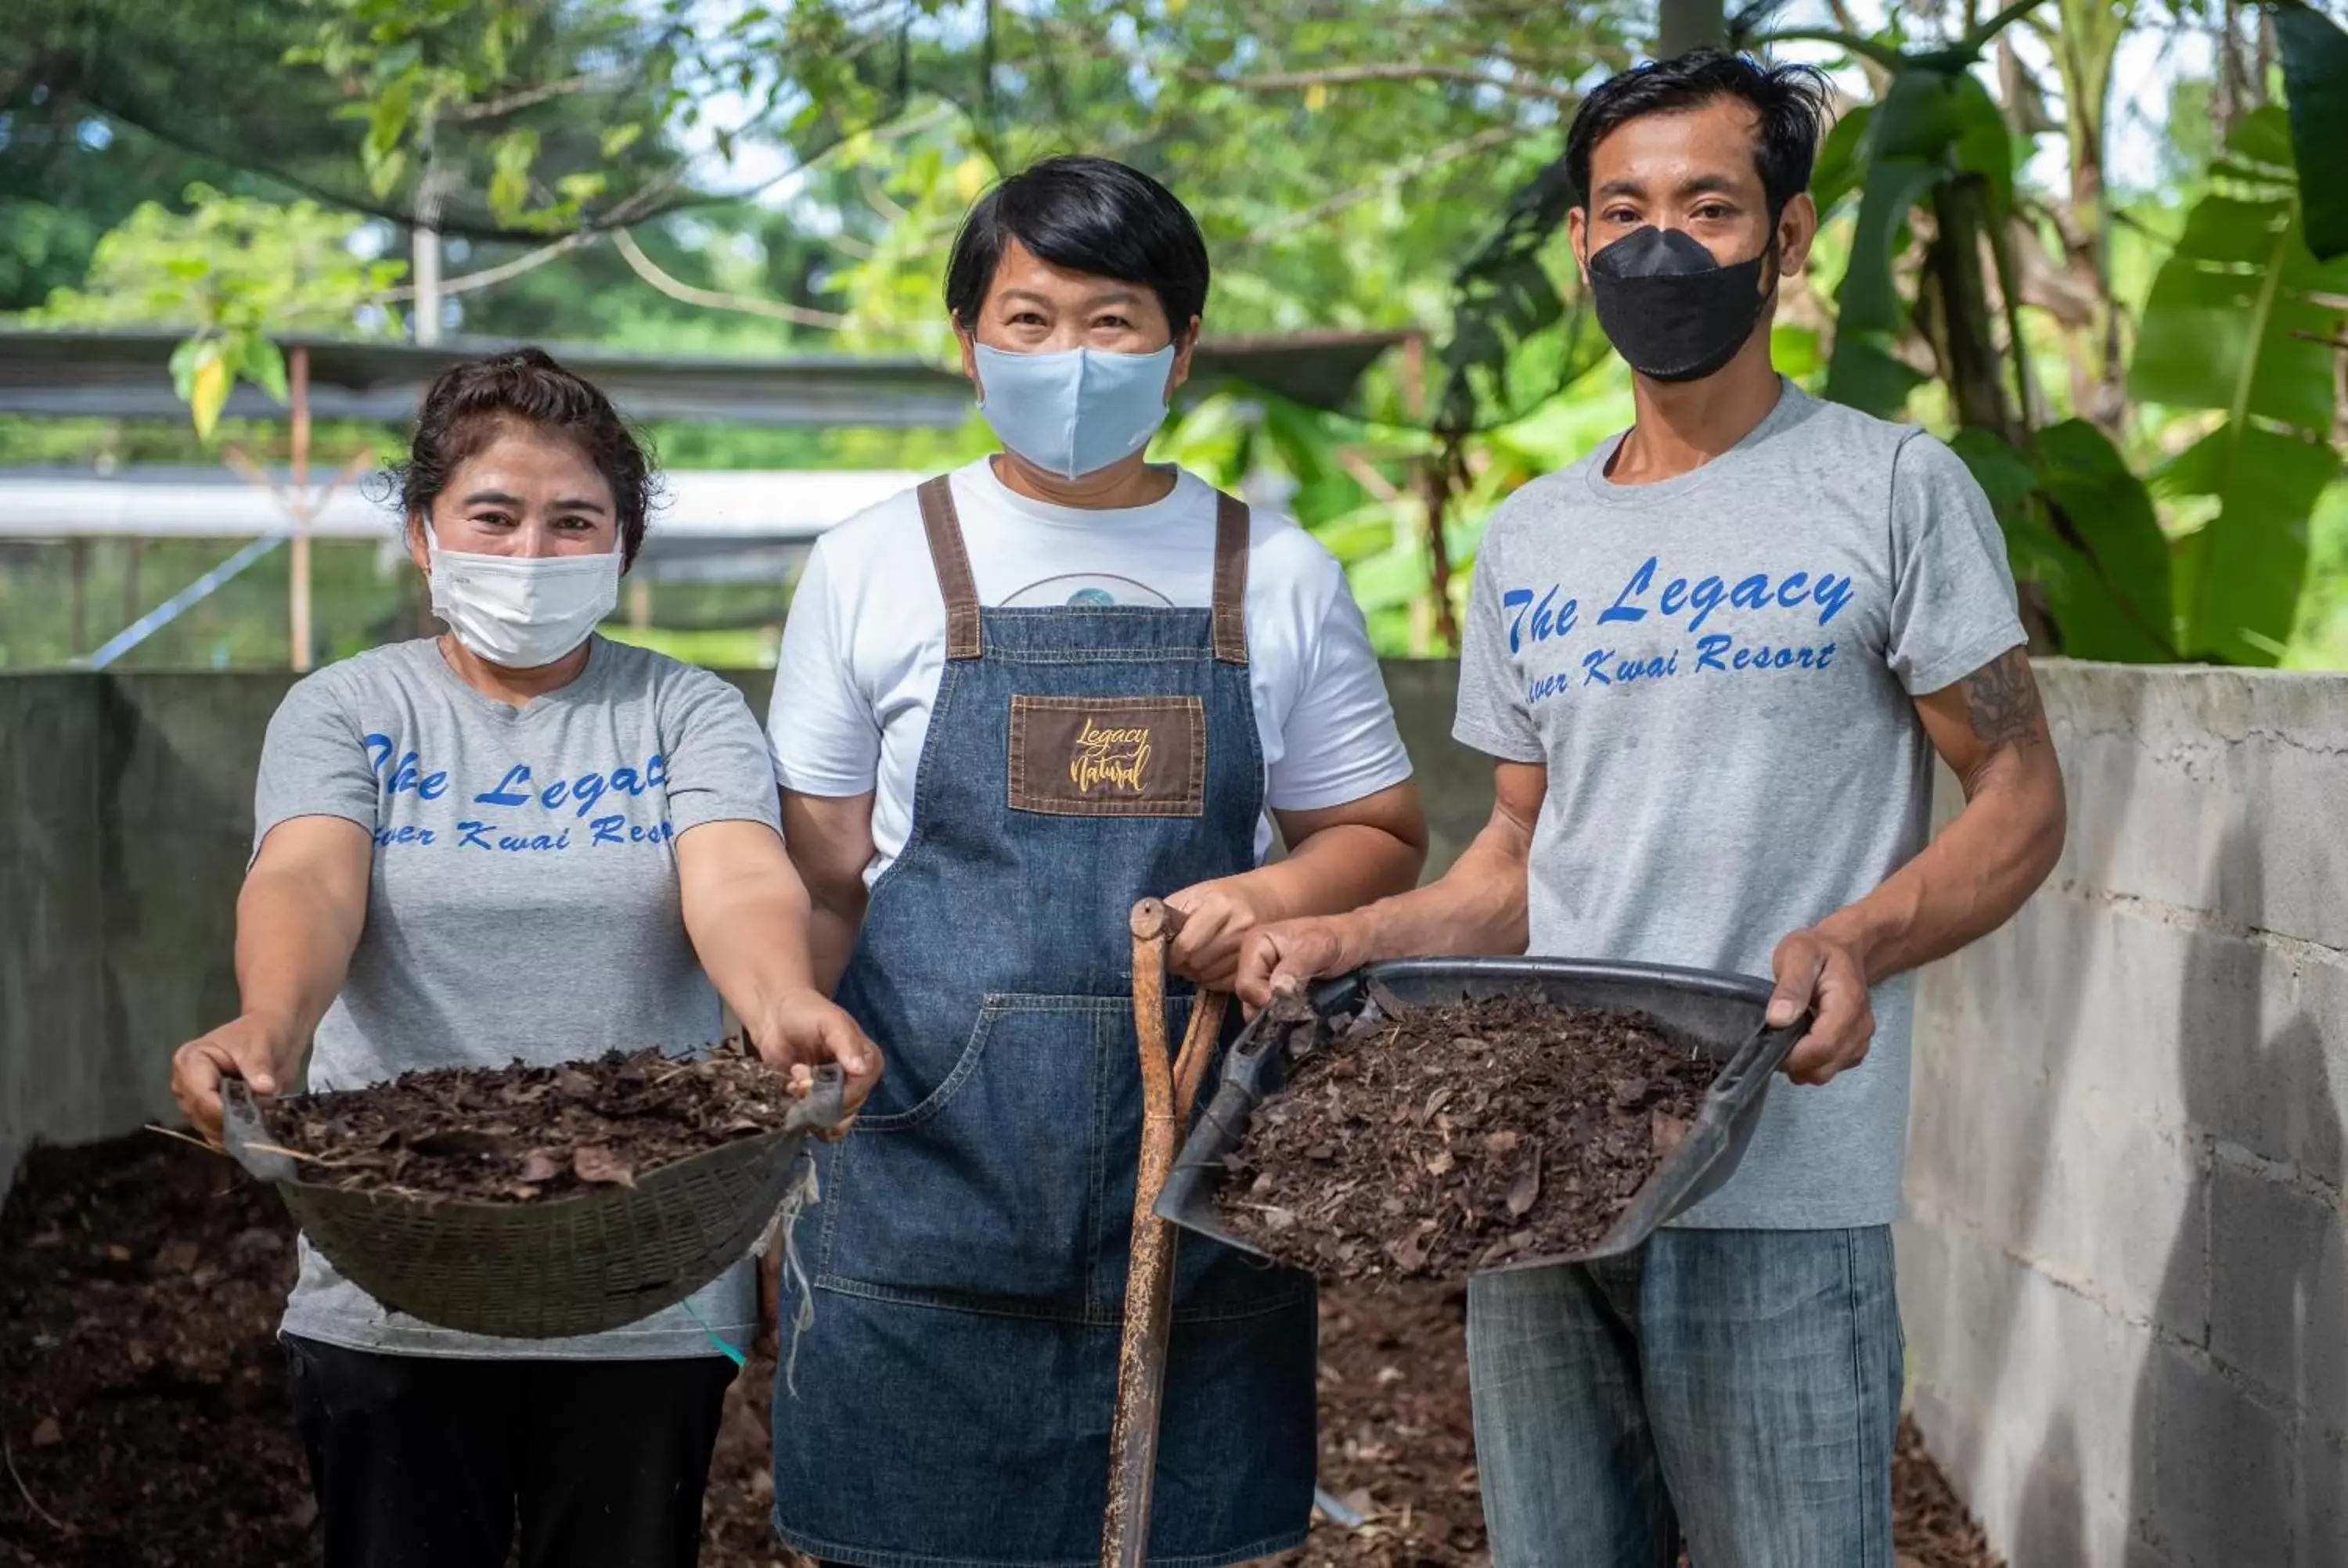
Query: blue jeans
1465 1226 1903 1568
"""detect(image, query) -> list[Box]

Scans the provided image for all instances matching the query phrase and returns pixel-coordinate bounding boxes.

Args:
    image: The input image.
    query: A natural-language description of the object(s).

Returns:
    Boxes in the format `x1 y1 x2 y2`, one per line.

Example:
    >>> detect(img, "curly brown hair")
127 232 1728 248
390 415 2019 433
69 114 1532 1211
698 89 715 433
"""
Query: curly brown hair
386 347 660 565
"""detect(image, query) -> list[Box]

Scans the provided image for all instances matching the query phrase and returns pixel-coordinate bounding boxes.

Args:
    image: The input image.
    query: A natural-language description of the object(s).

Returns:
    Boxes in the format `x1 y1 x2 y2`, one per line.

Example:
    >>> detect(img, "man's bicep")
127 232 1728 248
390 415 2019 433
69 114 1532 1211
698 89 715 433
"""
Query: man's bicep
1914 646 2052 789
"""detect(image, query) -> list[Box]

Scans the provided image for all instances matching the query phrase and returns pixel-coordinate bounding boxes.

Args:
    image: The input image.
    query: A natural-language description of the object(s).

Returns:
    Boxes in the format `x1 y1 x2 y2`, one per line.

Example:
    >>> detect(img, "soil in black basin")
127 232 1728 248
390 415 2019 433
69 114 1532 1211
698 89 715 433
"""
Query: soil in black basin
262 1044 802 1203
1215 987 1717 1281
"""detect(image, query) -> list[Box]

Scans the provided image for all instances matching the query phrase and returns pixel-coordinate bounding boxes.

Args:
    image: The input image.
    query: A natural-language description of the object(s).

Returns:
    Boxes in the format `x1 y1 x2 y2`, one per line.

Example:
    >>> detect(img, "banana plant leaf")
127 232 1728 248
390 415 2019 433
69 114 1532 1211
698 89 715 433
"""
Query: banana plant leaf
2277 5 2348 261
2129 106 2348 664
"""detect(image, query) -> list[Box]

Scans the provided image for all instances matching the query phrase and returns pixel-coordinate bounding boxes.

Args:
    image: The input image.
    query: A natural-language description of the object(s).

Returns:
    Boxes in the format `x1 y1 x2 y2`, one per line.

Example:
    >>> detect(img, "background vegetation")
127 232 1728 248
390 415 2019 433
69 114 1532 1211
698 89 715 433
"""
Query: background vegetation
4 0 2344 668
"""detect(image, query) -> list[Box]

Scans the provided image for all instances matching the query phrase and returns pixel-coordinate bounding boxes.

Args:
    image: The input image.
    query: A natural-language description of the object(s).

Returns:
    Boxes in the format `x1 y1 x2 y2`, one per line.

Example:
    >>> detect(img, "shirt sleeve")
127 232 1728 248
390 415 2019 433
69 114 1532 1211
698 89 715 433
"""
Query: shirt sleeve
1884 430 2029 696
661 669 785 836
252 670 381 858
1264 569 1415 811
766 540 884 798
1451 534 1545 763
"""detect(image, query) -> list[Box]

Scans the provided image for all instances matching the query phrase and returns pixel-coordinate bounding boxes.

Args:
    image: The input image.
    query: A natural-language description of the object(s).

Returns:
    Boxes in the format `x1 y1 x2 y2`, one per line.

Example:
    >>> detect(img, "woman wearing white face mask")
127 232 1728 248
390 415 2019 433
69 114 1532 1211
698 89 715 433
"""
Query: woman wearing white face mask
167 348 881 1568
765 157 1428 1567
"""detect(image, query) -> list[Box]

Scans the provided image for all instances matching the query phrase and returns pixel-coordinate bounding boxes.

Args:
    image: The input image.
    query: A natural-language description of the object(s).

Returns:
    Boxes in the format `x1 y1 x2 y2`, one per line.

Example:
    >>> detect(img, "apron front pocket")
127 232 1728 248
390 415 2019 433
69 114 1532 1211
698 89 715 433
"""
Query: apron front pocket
822 994 1124 1309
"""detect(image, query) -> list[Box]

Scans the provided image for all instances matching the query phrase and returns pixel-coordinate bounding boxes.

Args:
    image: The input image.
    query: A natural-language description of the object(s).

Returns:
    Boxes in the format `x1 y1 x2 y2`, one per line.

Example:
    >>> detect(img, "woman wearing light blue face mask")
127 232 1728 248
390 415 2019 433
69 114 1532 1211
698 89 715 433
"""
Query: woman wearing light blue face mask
167 348 880 1568
765 156 1430 1568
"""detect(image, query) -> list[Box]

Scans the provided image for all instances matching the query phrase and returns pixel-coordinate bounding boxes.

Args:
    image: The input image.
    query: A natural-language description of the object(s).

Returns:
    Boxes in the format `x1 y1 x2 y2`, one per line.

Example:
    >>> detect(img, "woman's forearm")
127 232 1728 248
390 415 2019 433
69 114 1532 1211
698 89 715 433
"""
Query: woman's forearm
680 832 825 1024
234 865 366 1075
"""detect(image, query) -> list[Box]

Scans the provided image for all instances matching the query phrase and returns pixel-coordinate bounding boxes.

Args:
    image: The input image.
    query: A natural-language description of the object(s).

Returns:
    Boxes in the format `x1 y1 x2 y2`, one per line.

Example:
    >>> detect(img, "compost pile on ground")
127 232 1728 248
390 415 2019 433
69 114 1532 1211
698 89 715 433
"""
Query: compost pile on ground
262 1044 799 1200
0 1138 314 1567
1217 989 1716 1279
2 1135 2001 1568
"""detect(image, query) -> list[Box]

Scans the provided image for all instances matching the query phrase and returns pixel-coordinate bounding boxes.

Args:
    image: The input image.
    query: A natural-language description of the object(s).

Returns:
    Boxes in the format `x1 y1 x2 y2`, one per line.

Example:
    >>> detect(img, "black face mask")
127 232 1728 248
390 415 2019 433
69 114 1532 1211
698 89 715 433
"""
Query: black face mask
1585 225 1776 383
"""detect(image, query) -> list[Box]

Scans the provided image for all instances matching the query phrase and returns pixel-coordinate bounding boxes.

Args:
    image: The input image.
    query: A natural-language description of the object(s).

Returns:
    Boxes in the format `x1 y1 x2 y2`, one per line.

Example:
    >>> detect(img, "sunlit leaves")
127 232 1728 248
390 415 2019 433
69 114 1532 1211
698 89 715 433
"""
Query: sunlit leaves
29 185 405 439
2130 106 2348 663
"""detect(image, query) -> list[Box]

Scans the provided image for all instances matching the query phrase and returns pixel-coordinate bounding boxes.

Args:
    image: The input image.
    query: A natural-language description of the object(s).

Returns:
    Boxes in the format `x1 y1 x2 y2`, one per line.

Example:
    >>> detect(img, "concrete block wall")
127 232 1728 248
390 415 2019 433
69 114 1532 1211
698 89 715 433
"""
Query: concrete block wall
0 660 1483 1200
1902 663 2348 1568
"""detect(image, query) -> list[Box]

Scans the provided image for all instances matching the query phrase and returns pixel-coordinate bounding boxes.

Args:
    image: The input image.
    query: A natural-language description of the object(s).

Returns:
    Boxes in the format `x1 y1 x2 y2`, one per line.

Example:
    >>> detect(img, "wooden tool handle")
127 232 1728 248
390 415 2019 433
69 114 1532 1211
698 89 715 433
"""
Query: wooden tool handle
1129 897 1188 944
1107 899 1234 1568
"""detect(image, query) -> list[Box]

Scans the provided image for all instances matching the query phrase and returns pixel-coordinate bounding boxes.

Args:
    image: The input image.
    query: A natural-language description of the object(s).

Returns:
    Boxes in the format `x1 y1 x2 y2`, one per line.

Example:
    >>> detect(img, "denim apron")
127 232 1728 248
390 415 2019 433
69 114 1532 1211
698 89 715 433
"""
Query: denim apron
769 477 1316 1568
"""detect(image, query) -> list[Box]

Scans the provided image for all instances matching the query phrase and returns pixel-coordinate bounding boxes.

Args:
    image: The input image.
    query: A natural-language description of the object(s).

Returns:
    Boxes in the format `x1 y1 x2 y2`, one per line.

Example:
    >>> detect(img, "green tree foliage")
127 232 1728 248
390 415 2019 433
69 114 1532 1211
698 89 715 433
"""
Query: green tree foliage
26 187 406 436
1795 4 2348 664
2130 106 2348 663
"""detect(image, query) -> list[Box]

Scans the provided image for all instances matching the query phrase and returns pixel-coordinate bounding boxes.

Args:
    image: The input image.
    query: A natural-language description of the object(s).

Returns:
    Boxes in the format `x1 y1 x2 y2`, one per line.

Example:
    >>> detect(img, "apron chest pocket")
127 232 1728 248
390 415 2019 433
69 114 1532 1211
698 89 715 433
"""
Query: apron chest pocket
1007 695 1205 817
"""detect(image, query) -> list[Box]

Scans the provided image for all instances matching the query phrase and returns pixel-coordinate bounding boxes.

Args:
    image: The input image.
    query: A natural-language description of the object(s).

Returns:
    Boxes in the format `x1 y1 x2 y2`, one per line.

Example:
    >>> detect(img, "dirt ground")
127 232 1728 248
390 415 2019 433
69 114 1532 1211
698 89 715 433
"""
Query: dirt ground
2 1135 1998 1568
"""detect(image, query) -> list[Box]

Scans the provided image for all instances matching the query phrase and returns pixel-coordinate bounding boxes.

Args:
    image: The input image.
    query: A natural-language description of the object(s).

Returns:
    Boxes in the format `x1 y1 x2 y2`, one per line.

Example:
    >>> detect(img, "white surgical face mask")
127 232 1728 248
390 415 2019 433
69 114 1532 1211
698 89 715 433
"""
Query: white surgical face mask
426 528 621 669
972 341 1177 480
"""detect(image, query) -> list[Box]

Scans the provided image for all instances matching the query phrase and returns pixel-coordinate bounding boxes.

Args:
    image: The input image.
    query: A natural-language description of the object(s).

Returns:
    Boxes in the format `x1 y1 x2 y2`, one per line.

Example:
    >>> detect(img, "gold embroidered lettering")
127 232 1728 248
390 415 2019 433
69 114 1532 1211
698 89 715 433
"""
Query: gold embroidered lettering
1070 716 1154 794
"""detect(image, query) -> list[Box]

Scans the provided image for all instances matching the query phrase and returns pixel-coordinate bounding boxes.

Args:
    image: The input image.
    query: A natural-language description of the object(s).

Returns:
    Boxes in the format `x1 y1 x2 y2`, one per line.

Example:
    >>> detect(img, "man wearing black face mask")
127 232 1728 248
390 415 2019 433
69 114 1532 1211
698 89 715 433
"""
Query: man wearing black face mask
1240 50 2069 1564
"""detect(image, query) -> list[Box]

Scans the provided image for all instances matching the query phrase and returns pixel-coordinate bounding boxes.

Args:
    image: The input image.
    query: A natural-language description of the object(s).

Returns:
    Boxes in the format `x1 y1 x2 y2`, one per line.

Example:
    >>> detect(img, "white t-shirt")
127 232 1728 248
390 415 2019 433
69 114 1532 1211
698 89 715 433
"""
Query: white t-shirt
768 458 1414 881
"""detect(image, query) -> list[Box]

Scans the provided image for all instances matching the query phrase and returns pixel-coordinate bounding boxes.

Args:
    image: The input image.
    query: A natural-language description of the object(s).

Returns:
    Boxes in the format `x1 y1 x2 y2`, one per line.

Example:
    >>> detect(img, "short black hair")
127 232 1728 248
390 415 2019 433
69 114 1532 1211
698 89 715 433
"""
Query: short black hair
1565 49 1833 218
944 155 1210 336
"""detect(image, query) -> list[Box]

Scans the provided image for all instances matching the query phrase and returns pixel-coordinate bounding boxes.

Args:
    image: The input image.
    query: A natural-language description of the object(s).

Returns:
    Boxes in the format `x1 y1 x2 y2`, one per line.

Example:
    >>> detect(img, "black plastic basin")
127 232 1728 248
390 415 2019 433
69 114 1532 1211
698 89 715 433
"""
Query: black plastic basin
1154 957 1803 1275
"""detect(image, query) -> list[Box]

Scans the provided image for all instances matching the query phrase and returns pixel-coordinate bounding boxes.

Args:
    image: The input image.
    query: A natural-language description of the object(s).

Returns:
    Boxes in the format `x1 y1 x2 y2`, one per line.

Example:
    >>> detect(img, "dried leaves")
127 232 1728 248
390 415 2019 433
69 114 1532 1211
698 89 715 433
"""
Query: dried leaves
1217 989 1717 1281
267 1042 800 1203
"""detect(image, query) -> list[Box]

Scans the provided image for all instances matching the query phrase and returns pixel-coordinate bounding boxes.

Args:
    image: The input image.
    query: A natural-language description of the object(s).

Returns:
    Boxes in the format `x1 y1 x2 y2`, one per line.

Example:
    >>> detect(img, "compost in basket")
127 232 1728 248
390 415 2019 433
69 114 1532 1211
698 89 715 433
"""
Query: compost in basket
220 1048 844 1340
258 1042 805 1201
1214 986 1718 1280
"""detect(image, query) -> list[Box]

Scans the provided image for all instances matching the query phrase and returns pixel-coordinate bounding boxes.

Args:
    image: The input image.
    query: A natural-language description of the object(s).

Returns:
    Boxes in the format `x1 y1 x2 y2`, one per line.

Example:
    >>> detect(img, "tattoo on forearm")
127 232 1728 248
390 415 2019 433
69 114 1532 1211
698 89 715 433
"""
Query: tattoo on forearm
1963 648 2044 750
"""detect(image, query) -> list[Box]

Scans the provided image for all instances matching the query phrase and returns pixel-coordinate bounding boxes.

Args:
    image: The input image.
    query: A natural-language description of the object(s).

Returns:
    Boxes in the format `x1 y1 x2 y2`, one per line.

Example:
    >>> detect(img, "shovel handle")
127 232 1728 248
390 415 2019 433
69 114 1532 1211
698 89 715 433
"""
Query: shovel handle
1106 898 1230 1568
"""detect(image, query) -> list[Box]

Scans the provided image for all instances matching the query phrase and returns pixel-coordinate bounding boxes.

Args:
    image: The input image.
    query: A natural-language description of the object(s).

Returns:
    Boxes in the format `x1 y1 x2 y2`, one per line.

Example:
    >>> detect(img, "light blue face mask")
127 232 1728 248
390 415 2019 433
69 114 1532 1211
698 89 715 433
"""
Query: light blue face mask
971 341 1178 480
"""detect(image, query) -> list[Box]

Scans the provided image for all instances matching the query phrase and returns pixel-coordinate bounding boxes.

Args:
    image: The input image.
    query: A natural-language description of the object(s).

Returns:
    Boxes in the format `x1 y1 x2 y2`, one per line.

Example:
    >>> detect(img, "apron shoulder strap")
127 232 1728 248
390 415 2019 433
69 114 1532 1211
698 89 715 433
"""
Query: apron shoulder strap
1212 490 1250 665
917 476 984 660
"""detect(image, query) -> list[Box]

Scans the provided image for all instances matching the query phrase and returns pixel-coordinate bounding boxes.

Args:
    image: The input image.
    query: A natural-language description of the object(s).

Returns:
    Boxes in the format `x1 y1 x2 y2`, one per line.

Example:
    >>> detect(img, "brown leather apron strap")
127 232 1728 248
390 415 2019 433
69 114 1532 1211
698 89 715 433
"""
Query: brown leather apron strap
917 476 984 660
1211 491 1250 665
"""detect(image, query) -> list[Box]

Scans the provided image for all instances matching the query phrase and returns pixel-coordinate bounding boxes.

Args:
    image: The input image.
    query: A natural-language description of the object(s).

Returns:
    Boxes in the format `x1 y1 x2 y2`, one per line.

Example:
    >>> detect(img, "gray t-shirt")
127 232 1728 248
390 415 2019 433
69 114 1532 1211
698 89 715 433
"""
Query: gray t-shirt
253 635 783 1357
1453 383 2024 1229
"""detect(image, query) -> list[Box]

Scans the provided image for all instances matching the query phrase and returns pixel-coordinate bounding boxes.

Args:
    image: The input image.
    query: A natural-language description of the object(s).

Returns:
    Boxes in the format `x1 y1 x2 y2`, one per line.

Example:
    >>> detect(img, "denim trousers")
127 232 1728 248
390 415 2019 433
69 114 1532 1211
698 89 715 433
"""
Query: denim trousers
1465 1225 1903 1568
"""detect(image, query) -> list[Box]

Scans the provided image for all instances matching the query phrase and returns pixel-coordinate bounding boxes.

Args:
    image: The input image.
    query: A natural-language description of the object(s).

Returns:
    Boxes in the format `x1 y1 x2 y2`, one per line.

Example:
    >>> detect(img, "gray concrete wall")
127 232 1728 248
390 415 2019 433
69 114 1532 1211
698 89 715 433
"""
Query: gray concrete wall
0 660 1486 1197
1901 663 2348 1568
0 673 295 1190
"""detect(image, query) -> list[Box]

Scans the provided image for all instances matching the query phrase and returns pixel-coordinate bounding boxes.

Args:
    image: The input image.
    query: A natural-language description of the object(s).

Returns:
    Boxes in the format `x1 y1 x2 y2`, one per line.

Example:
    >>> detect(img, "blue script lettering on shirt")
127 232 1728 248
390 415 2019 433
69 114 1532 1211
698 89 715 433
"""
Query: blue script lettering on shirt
589 815 675 847
1502 586 1581 653
470 752 670 818
1507 556 1856 646
1522 637 1841 705
452 821 580 853
362 734 449 800
1693 635 1838 673
358 735 679 851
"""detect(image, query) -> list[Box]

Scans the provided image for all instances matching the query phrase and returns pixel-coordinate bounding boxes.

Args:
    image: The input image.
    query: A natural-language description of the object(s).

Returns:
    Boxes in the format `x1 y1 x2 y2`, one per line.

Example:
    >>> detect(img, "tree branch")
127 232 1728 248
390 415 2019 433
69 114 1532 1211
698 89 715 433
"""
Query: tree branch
1750 27 1910 70
453 74 608 122
1238 124 1522 248
612 227 846 329
1189 61 1579 106
379 233 589 301
1964 0 2054 50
